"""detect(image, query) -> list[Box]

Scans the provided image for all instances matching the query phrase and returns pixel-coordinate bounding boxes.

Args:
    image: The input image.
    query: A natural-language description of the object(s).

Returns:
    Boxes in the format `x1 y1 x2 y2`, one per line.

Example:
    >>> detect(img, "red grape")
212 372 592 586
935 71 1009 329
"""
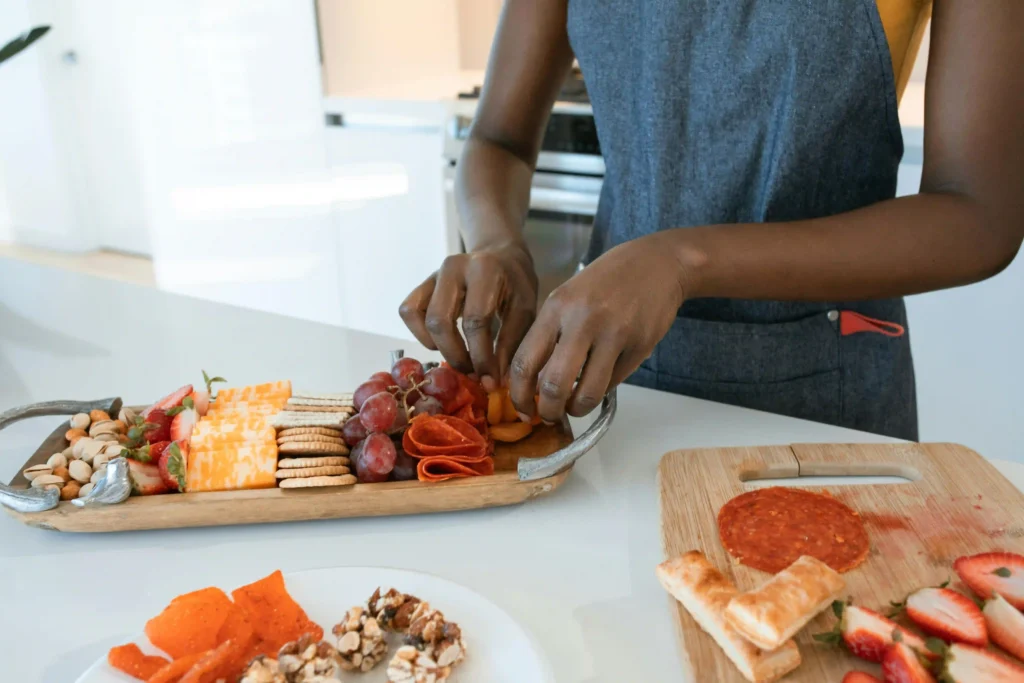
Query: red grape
359 392 398 433
342 417 368 446
389 405 409 433
391 357 425 390
354 379 390 410
405 389 422 405
392 447 417 481
357 433 396 482
369 371 398 388
412 396 443 416
421 366 459 401
350 439 365 466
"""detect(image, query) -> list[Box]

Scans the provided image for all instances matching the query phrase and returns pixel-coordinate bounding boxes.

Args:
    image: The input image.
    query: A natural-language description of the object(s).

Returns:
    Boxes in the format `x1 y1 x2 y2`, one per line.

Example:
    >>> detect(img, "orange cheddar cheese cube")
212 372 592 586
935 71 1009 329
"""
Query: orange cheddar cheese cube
186 442 278 492
215 381 292 404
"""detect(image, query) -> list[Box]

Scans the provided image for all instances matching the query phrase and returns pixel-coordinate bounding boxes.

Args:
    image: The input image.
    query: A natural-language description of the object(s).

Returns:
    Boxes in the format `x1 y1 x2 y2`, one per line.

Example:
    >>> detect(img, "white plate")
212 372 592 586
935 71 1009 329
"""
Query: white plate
76 566 552 683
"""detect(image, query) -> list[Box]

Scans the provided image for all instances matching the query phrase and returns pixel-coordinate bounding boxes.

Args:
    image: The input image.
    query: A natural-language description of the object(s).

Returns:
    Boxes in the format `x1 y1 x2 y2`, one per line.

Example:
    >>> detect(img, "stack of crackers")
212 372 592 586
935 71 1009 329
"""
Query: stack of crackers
273 392 358 489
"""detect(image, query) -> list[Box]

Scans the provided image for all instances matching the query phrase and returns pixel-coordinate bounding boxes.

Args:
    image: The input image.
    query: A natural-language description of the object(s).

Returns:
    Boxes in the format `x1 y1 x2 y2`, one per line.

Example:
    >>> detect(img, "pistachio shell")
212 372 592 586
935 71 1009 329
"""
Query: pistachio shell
22 464 53 481
69 459 92 484
47 453 68 469
69 413 91 430
31 474 65 489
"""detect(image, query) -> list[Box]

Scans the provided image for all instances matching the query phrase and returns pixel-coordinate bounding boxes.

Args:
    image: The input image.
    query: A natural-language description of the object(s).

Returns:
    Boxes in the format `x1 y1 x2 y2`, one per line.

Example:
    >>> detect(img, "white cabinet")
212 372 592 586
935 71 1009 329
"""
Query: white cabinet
325 114 449 340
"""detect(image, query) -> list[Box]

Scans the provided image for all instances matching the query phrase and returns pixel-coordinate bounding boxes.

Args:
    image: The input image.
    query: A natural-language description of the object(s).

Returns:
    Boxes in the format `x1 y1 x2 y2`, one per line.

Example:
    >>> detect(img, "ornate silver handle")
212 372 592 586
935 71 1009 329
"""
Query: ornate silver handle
0 397 123 513
518 388 617 481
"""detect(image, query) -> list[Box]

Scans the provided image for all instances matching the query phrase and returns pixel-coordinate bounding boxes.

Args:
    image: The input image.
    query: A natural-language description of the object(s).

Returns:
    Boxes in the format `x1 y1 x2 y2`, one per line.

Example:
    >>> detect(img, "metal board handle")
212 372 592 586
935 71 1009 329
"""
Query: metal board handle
518 388 616 481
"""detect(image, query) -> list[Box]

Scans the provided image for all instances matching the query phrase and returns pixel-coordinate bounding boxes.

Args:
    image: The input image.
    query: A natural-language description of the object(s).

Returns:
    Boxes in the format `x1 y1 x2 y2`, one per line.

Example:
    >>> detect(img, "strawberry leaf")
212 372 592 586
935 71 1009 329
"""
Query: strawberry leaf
166 405 185 417
813 631 841 645
166 443 187 490
182 396 194 410
925 638 947 656
831 600 845 619
892 628 903 643
202 370 227 396
992 567 1012 578
938 579 950 588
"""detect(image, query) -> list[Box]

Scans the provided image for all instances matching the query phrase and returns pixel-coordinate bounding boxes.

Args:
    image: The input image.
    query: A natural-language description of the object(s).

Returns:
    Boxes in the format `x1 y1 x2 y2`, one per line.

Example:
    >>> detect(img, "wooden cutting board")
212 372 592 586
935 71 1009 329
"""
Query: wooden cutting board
658 443 1024 682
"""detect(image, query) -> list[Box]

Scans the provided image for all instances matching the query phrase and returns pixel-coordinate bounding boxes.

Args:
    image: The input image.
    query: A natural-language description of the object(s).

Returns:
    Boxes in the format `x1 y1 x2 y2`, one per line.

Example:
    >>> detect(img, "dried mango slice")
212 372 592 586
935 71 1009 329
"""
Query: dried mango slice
144 587 234 660
231 570 323 656
490 421 534 443
107 643 170 681
146 652 205 683
486 391 503 425
501 391 519 422
178 638 247 683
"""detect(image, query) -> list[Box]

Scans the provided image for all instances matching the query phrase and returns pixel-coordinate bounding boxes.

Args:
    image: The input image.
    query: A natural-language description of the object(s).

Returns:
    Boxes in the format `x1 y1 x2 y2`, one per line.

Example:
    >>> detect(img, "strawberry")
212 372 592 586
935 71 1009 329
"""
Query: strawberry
141 384 193 419
899 587 988 646
954 552 1024 610
190 390 210 417
938 642 1024 682
158 441 189 492
882 641 936 683
843 672 883 683
142 408 172 444
169 397 198 443
984 593 1024 662
816 602 932 663
127 458 169 495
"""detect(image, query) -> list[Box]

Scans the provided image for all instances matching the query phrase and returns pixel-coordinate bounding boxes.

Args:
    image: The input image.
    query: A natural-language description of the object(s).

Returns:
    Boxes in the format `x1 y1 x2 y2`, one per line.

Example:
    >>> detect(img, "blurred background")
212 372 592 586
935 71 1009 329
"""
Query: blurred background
0 1 1019 458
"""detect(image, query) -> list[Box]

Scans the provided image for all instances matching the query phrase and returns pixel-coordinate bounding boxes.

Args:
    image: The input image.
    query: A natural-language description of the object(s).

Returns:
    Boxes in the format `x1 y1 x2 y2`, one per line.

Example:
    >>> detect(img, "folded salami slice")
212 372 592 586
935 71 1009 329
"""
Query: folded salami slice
403 415 488 457
417 455 496 482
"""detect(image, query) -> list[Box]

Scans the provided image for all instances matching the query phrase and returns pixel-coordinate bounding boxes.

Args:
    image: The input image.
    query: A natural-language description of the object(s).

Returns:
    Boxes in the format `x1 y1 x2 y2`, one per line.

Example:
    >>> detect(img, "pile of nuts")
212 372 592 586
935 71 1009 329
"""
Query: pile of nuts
21 408 134 501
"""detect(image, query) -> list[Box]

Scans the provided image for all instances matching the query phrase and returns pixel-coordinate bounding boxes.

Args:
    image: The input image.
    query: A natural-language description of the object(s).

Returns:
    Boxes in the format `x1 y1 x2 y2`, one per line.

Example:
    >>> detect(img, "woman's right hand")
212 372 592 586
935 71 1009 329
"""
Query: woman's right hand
399 241 539 392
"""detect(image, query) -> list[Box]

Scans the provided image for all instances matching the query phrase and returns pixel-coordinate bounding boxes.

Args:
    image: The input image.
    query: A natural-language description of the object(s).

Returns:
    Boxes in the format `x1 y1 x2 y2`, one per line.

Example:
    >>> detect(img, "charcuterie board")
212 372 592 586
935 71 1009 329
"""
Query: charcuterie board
3 412 574 533
658 442 1024 682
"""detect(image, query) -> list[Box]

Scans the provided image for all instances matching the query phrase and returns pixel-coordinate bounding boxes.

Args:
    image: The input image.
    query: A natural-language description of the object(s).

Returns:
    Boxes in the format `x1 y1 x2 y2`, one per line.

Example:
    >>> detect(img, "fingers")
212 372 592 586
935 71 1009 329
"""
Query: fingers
610 346 648 387
424 266 473 373
494 306 534 385
535 330 593 423
461 258 502 392
399 275 438 350
567 339 620 417
508 314 559 419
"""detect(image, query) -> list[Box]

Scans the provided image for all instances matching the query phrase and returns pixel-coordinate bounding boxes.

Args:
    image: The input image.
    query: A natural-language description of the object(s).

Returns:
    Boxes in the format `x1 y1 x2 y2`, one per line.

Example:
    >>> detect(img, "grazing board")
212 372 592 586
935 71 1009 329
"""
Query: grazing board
658 442 1024 682
4 413 573 533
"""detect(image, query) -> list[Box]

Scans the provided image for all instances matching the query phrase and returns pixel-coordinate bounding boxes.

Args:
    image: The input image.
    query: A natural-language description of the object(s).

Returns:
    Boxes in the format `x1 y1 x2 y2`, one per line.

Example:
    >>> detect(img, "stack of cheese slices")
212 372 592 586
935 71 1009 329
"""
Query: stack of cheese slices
657 551 846 683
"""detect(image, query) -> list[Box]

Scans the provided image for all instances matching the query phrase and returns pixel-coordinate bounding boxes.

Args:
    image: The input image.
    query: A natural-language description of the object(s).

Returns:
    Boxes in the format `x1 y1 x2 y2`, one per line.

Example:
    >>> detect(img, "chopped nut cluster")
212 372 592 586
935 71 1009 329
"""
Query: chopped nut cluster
386 645 449 683
367 587 423 633
239 656 286 683
275 634 342 682
331 605 388 672
383 601 467 683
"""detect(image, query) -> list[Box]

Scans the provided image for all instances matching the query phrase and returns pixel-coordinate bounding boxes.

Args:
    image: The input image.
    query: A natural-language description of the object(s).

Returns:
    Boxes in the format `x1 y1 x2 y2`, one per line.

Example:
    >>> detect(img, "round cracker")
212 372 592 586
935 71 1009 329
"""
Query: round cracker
284 404 354 413
275 465 351 479
277 441 350 455
279 474 357 488
277 456 351 469
276 427 344 438
277 434 346 445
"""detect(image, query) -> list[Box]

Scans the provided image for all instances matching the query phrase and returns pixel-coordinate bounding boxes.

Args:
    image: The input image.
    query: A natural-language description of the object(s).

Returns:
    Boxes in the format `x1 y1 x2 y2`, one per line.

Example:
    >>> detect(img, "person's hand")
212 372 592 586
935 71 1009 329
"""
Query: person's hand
400 241 539 391
509 232 688 421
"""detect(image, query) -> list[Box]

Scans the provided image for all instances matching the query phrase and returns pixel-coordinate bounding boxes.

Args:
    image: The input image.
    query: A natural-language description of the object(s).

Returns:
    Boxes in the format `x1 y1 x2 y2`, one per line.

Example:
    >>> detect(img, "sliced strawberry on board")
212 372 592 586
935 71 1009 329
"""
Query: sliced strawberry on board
189 390 210 417
984 593 1024 662
938 642 1024 682
158 441 189 492
843 671 883 683
169 397 199 443
882 641 936 683
954 552 1024 610
143 409 173 444
141 384 193 419
816 602 932 663
902 587 987 646
127 459 170 495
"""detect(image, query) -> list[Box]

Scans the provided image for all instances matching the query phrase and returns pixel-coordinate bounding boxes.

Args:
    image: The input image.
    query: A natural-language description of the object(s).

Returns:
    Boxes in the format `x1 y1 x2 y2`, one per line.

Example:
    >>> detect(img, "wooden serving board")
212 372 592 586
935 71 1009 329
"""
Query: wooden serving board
658 443 1024 682
4 417 573 532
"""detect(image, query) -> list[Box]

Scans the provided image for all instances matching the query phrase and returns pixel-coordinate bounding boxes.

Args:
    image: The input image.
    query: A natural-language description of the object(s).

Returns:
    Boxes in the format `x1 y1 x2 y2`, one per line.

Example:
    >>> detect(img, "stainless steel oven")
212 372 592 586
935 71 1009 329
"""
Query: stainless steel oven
443 103 604 305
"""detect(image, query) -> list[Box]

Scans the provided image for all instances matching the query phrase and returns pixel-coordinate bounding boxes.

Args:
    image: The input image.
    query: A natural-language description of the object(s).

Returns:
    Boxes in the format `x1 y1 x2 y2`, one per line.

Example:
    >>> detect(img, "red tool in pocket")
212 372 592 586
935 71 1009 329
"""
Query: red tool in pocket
838 311 905 338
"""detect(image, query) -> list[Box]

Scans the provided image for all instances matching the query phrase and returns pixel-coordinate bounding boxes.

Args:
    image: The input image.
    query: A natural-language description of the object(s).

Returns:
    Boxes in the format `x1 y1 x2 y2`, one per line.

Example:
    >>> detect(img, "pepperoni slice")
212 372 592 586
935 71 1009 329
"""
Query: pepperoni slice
718 487 869 574
403 414 494 481
417 456 496 481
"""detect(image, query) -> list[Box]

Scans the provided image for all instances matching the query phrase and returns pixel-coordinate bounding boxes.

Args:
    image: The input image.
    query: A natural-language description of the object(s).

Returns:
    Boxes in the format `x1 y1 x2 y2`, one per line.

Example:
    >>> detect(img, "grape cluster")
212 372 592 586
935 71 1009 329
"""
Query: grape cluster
344 358 460 483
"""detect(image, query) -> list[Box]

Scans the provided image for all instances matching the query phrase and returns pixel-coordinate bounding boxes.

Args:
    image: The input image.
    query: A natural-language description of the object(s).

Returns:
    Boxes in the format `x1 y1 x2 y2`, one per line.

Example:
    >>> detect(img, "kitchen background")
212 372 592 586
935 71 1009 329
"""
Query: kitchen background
0 0 1020 461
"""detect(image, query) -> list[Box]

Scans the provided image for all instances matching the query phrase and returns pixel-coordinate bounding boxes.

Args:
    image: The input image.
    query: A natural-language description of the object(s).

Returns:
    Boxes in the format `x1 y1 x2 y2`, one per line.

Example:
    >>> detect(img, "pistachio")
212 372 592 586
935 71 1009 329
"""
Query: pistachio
69 460 92 484
78 482 94 498
62 445 75 458
89 409 110 423
93 433 119 442
60 481 81 501
23 464 53 481
72 437 96 459
103 442 125 455
112 419 127 434
118 407 137 425
65 428 88 443
80 440 106 462
52 466 71 482
31 474 65 489
69 413 91 430
90 468 105 485
47 453 68 469
89 419 118 437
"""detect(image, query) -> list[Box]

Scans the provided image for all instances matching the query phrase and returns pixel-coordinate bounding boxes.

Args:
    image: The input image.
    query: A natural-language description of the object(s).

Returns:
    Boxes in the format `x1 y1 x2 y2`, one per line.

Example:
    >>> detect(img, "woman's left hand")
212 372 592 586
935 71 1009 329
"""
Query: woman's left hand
508 231 690 421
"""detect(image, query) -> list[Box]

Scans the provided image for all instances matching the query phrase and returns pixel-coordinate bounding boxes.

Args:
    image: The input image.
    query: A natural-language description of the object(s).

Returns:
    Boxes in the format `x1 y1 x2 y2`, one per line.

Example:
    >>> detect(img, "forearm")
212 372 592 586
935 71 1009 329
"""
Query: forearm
454 135 536 254
673 191 1023 302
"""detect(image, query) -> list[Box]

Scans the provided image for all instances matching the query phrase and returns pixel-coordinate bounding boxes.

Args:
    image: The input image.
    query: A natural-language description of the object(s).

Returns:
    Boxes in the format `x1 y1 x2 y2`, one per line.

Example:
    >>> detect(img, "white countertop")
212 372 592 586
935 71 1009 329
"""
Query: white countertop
1 257 1020 682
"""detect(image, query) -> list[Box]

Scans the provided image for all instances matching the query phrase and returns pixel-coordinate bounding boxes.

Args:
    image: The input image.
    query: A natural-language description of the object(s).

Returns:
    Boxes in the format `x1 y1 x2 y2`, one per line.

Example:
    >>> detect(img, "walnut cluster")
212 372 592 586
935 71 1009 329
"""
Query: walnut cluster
385 601 466 683
367 587 423 633
331 605 388 672
239 635 341 683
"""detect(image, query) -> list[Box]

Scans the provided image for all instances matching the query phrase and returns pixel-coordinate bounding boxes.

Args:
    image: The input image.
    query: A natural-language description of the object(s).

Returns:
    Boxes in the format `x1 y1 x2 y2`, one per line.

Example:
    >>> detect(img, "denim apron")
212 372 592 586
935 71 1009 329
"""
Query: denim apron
568 0 918 439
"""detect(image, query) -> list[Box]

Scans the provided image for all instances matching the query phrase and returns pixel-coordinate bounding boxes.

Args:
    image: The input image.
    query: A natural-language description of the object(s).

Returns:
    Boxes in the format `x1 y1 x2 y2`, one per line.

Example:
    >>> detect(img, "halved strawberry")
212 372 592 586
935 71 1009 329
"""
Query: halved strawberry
816 602 932 663
127 459 169 495
882 641 936 683
189 390 210 417
843 671 882 683
902 588 987 646
939 642 1024 682
142 409 172 444
141 384 193 419
954 552 1024 610
984 593 1024 662
158 441 188 492
169 397 198 443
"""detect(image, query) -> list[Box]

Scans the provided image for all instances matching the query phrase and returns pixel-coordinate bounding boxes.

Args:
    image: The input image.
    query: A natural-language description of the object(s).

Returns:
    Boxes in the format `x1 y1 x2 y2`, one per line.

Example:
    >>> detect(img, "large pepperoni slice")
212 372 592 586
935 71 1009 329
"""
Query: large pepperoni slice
718 487 869 574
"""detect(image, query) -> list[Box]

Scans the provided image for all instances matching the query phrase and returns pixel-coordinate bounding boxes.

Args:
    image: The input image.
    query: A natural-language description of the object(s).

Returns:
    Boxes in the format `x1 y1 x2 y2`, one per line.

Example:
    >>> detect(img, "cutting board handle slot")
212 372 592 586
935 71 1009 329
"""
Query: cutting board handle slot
739 461 922 483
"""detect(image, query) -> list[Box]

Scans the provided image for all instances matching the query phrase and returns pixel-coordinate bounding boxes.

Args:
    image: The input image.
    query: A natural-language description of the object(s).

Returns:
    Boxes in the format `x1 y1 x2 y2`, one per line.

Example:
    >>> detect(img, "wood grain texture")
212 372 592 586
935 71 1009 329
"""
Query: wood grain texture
658 443 1024 682
4 417 573 532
